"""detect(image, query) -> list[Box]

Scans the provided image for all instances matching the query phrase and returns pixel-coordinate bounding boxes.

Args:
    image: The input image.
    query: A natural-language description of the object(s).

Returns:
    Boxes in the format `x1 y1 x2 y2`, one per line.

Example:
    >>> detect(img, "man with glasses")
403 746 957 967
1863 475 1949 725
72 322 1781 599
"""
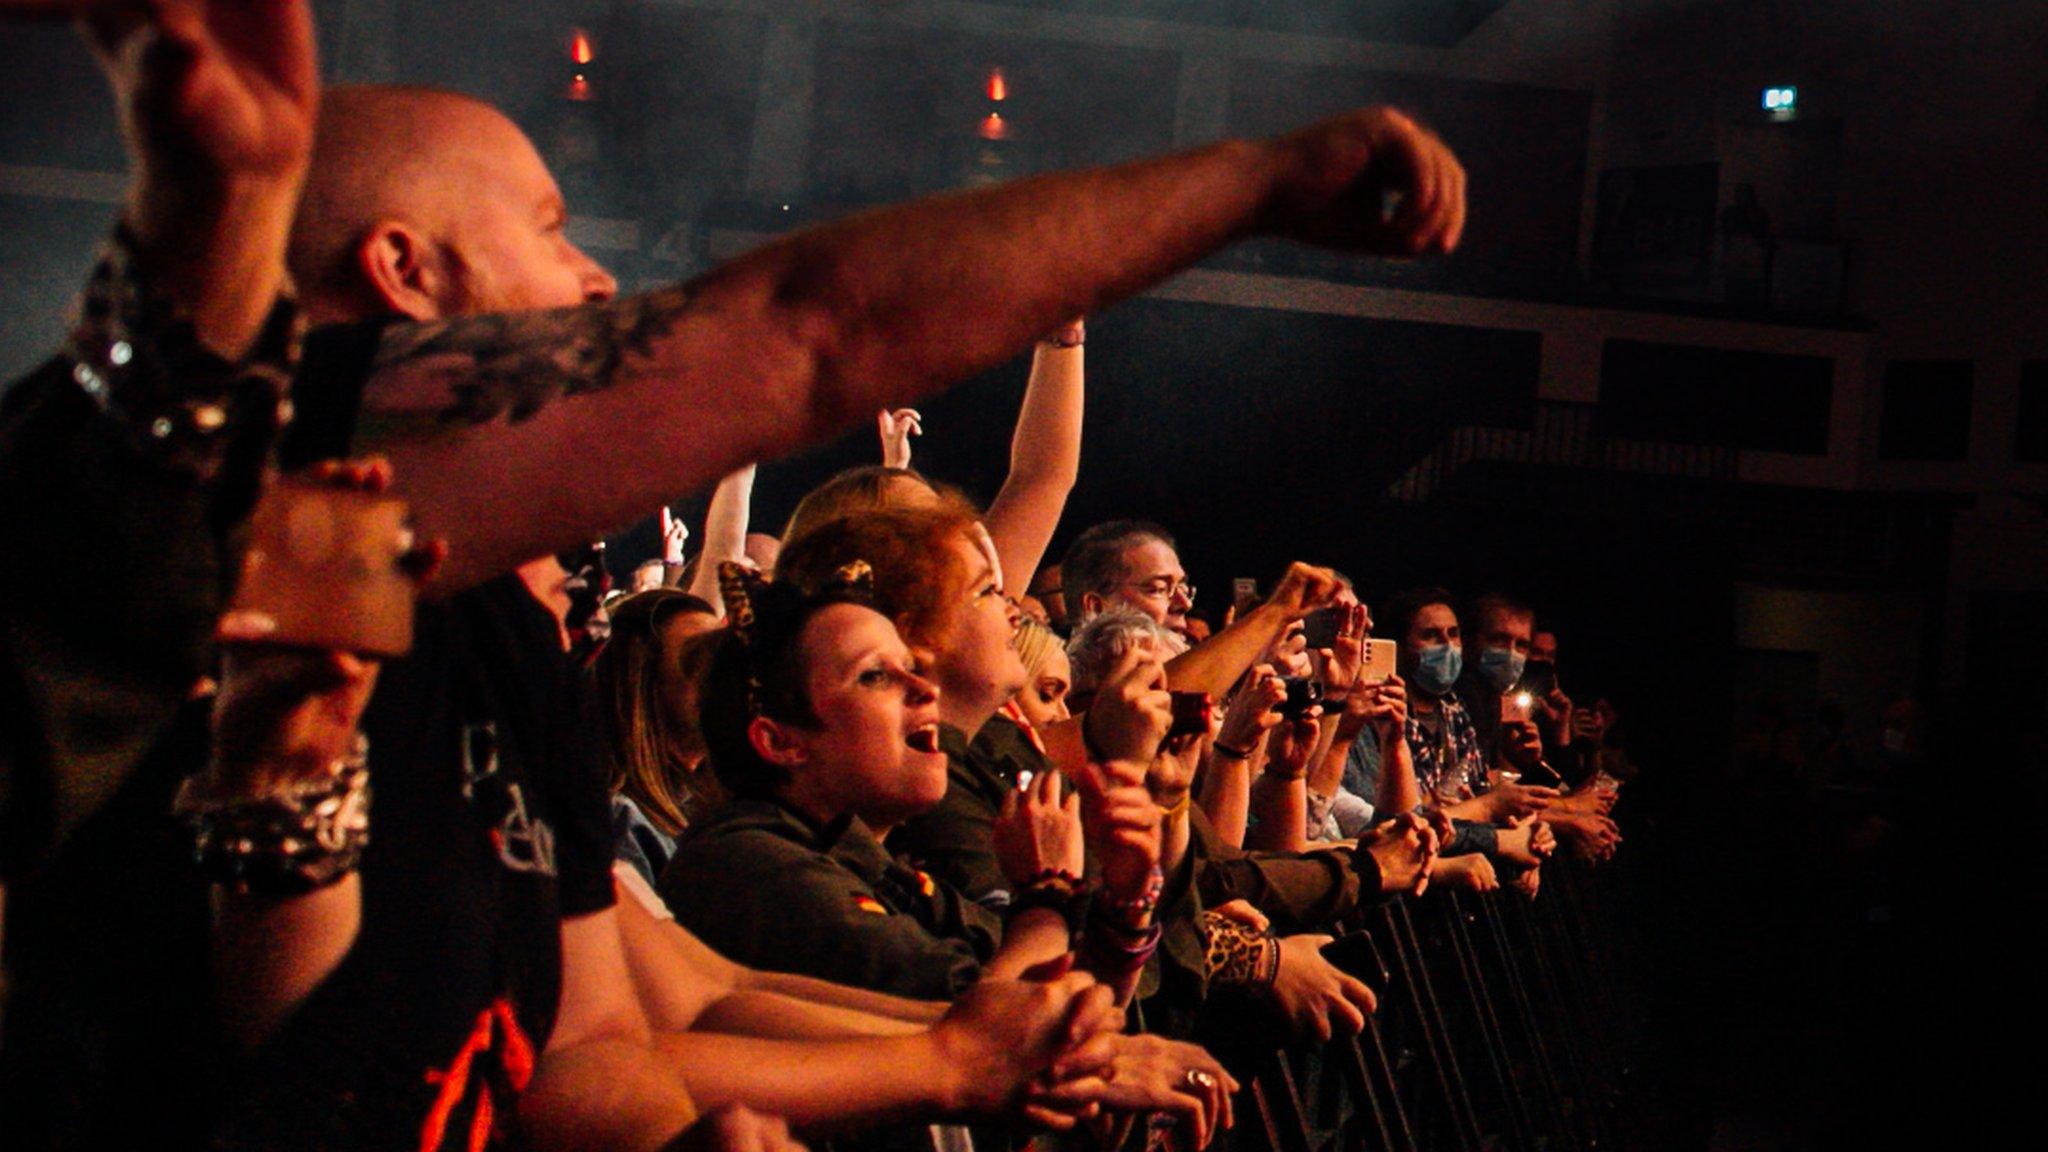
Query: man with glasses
1061 520 1196 636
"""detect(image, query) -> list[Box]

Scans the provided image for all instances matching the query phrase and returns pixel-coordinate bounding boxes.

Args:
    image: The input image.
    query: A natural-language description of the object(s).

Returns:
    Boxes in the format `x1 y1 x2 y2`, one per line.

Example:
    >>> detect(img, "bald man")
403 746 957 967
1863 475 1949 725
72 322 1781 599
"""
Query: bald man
281 85 1464 589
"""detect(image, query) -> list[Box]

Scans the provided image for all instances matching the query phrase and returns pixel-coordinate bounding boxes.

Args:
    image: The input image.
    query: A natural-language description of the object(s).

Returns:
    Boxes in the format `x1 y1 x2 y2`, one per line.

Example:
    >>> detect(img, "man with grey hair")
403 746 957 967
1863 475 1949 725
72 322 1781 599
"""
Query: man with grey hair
1066 606 1188 699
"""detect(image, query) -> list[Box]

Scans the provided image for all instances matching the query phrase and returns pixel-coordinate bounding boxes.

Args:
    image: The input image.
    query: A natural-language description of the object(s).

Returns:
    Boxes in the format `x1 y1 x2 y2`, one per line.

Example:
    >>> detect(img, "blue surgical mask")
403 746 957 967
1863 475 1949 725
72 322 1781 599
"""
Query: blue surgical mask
1409 643 1463 697
1476 647 1526 694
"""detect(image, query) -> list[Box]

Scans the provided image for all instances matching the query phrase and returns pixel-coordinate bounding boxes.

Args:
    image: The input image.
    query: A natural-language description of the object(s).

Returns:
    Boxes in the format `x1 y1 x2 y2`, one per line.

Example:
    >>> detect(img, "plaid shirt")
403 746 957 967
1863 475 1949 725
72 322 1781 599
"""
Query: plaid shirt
1407 693 1487 804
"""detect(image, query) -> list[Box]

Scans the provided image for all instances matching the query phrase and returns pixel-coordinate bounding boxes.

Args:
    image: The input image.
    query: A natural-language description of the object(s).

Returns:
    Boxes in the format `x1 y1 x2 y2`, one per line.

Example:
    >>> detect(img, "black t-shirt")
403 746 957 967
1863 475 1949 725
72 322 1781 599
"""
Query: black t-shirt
3 316 614 1151
0 700 218 1152
213 574 616 1150
215 317 617 1148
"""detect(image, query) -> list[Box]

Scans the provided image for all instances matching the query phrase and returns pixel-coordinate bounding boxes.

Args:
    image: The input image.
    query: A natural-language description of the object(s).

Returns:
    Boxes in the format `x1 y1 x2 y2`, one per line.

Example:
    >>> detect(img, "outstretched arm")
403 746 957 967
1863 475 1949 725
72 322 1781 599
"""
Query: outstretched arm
984 322 1085 595
1166 563 1344 697
687 464 756 613
352 111 1465 588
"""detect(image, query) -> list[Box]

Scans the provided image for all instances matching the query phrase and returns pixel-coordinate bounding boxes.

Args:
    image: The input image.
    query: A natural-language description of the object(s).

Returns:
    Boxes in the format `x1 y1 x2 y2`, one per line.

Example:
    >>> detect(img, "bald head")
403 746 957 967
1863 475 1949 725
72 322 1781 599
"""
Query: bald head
290 86 598 323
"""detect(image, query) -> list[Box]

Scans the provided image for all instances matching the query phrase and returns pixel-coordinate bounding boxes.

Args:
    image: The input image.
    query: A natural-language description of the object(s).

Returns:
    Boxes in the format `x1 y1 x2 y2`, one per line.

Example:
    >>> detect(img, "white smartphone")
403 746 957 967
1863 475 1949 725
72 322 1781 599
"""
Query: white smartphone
1360 638 1398 685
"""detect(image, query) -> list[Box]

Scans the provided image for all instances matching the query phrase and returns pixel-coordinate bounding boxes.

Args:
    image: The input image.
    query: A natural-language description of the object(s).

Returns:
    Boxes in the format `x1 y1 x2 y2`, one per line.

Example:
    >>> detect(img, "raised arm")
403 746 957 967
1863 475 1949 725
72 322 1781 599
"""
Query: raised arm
352 111 1464 587
0 0 317 874
687 464 756 614
1166 563 1343 698
984 321 1085 595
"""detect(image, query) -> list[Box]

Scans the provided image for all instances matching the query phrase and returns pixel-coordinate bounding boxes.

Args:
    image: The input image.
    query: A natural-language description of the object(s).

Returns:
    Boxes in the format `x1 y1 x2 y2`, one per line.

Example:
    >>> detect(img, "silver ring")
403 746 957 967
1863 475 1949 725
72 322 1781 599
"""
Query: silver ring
1184 1069 1218 1091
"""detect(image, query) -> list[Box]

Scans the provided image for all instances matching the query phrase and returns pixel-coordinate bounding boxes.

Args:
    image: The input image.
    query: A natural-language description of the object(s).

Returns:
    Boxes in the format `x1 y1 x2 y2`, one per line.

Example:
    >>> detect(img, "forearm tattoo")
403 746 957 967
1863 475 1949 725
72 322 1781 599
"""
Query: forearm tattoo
369 285 695 427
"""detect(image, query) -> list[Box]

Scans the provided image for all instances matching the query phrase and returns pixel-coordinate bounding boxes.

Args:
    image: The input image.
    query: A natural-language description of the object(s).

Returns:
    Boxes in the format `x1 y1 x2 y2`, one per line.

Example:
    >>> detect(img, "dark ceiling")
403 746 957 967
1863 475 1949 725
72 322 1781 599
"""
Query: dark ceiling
979 1 1513 48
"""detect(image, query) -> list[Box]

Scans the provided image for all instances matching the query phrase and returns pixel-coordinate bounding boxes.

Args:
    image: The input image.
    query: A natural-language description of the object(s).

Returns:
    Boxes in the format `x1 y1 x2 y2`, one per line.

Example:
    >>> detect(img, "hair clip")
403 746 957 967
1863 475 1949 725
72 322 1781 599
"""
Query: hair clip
718 561 760 636
827 559 874 596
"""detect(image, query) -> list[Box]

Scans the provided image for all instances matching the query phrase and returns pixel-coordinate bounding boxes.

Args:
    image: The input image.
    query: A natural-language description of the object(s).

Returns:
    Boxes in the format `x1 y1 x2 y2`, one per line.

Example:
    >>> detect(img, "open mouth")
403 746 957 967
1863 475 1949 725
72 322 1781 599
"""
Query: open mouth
905 723 942 754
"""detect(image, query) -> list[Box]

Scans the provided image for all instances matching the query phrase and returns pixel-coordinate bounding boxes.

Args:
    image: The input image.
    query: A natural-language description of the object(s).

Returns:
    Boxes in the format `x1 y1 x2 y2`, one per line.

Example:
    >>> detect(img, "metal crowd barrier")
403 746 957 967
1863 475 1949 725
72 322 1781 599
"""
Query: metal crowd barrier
1227 856 1646 1152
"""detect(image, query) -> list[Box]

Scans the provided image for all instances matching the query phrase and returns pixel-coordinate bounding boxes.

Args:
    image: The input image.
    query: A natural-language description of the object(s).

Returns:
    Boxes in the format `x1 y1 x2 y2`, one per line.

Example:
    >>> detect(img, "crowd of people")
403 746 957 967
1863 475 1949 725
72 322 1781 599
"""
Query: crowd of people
0 4 1635 1151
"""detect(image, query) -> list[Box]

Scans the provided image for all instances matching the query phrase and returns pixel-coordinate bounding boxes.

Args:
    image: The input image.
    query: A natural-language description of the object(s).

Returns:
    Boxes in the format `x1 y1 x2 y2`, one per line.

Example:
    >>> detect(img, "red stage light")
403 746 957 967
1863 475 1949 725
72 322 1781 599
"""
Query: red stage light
985 68 1007 102
571 30 595 65
978 111 1008 141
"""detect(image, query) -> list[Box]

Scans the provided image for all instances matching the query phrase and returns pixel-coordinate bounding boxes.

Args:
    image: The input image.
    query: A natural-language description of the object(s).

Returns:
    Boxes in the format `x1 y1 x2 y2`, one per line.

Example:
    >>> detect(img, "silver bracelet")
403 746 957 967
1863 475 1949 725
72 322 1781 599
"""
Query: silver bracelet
176 735 371 896
65 225 301 479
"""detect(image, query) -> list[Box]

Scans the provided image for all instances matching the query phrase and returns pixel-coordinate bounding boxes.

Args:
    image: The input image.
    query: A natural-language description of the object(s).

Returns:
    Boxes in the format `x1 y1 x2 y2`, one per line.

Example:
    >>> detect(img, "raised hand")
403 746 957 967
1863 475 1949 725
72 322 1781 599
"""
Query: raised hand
1217 665 1286 750
660 506 689 565
1080 644 1174 766
1499 718 1545 770
1261 562 1345 622
1068 763 1162 910
1348 673 1409 742
877 407 922 469
1267 708 1323 779
994 768 1085 888
60 0 319 186
1267 106 1466 257
210 458 440 796
1315 602 1370 697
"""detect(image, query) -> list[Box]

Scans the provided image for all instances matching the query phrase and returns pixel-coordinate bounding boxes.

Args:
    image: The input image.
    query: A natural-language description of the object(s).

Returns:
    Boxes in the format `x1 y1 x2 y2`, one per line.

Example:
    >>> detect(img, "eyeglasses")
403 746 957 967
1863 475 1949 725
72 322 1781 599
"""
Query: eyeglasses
1121 578 1195 604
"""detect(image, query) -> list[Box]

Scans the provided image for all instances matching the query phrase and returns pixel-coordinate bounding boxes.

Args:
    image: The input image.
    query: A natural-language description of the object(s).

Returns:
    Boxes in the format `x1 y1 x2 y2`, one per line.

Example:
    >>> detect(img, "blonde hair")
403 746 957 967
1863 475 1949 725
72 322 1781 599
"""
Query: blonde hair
1014 616 1064 680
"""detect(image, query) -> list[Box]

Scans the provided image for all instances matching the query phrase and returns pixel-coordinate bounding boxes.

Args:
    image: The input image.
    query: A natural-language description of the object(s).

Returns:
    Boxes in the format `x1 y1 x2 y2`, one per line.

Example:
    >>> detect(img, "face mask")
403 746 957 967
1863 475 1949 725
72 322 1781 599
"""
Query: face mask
1408 643 1463 697
1476 647 1526 694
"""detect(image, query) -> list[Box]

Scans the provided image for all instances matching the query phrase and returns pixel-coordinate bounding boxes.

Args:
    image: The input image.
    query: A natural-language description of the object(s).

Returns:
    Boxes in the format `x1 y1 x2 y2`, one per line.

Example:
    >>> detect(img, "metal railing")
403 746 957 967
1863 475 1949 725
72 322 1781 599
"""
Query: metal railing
1233 856 1647 1152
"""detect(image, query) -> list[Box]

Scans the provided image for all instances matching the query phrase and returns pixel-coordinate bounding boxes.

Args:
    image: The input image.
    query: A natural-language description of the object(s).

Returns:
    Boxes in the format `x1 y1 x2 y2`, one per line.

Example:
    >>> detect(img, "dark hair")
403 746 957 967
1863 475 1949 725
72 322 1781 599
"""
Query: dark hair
593 589 718 835
1060 520 1176 602
1380 586 1460 645
698 574 874 801
1465 591 1534 638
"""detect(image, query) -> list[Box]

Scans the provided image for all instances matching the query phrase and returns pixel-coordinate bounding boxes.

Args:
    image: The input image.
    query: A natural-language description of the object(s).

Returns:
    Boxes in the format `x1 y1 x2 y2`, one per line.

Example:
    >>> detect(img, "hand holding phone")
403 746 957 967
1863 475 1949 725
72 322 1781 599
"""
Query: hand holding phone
225 476 419 657
1359 638 1398 686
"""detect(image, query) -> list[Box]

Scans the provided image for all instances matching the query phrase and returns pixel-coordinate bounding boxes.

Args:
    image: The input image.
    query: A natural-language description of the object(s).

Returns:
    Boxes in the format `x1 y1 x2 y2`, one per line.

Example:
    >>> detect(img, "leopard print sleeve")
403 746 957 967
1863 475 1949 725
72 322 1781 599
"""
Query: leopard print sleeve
1202 909 1280 987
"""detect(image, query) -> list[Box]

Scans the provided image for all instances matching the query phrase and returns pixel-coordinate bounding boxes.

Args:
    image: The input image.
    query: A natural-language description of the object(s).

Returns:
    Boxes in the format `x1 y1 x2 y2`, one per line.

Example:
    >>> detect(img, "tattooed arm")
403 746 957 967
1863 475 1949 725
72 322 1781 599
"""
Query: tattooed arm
355 109 1464 589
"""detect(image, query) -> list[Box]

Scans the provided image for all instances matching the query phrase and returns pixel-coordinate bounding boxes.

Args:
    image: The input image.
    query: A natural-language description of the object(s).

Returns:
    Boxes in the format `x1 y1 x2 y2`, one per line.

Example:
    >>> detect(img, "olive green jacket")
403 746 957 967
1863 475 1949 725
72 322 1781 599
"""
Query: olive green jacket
660 797 1003 1000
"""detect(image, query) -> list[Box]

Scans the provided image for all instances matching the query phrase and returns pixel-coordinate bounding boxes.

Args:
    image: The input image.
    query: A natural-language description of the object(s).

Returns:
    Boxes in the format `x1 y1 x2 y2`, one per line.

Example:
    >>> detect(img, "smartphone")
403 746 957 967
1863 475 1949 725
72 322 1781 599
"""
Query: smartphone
1167 691 1213 740
1518 661 1559 699
1232 577 1258 611
1275 676 1324 717
1301 606 1341 648
227 478 417 657
1500 690 1535 725
1360 638 1398 686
